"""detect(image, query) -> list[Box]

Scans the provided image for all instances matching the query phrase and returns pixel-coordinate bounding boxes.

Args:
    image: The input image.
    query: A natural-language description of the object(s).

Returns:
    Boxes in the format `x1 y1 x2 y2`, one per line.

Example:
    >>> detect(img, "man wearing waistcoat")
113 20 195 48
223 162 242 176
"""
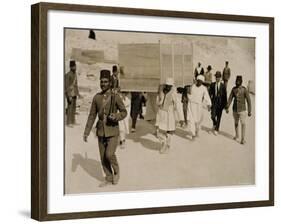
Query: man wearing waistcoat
194 62 205 78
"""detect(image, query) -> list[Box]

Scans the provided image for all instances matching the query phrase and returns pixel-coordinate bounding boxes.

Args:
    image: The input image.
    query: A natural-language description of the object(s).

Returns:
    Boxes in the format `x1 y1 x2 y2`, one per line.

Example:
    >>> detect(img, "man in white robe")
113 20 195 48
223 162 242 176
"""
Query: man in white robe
157 78 178 153
119 92 131 149
187 75 212 139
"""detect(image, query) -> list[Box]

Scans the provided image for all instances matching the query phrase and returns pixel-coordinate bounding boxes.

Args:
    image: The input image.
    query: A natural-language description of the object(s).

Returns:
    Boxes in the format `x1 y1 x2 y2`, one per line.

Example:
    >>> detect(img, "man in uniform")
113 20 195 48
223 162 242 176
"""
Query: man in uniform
83 70 127 187
204 65 213 89
111 65 119 91
226 75 251 144
209 71 227 135
222 61 231 89
65 60 79 127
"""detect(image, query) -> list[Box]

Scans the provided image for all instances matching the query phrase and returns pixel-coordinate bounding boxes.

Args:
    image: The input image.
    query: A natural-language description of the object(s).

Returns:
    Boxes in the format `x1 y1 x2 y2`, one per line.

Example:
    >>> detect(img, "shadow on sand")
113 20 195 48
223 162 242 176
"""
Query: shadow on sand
137 137 162 151
71 153 104 181
201 125 234 140
126 119 196 151
127 120 161 151
174 127 193 141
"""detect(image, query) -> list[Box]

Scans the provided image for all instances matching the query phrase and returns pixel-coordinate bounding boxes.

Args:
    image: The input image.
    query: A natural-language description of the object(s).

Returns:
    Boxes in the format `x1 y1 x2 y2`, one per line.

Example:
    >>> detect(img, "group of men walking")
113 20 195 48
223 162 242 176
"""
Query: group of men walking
190 60 251 139
155 61 252 153
65 59 252 187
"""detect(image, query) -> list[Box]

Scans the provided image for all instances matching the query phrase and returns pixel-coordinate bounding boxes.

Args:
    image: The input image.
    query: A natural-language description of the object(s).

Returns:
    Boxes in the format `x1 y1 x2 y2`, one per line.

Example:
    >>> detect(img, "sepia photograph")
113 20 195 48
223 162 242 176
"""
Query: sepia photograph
30 2 274 220
64 28 255 194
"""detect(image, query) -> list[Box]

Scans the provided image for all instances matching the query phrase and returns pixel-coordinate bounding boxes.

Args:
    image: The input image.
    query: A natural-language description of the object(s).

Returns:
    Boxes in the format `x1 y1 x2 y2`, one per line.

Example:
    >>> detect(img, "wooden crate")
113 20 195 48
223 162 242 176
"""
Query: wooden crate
118 42 193 92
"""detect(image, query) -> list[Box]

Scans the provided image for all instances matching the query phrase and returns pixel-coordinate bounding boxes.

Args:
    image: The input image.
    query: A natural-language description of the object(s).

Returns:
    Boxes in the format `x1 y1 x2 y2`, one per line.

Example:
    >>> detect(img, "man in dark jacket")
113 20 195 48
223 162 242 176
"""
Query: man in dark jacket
65 60 79 127
83 70 127 187
209 71 227 135
111 65 119 91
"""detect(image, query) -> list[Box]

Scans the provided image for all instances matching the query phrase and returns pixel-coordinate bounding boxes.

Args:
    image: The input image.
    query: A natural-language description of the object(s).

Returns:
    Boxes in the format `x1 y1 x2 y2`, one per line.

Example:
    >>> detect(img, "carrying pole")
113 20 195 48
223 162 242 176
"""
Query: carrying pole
159 40 162 84
182 42 185 86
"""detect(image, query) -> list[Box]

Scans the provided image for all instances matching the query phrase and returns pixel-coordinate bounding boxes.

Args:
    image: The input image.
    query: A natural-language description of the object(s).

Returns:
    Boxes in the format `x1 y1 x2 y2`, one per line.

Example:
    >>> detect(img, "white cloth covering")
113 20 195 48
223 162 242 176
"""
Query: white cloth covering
187 84 211 135
175 93 184 121
119 96 131 136
157 88 178 132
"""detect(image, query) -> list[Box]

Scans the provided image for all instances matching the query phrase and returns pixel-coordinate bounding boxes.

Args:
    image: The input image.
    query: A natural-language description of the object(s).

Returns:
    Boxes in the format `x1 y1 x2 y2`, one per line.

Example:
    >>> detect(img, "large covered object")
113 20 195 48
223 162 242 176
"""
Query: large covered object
118 42 193 92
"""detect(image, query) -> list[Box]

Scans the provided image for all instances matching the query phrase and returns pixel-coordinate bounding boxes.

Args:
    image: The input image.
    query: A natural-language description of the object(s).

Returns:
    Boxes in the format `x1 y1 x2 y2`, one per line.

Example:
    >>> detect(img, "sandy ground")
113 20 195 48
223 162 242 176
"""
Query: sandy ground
65 95 255 194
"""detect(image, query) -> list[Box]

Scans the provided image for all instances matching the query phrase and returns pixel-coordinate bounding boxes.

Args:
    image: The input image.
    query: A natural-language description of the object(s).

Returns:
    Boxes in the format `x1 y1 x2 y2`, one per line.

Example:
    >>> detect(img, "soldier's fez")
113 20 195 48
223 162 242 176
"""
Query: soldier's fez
236 75 243 82
69 60 76 67
100 70 111 80
112 65 118 72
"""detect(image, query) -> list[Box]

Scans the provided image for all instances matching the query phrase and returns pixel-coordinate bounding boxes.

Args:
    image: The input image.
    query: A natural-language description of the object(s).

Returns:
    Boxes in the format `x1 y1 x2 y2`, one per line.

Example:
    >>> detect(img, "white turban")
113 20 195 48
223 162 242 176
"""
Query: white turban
197 75 205 82
165 77 174 86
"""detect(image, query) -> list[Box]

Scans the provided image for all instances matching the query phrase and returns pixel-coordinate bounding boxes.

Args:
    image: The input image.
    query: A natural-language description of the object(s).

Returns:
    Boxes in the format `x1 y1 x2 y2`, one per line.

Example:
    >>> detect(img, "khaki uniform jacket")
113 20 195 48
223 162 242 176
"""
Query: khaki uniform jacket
65 70 79 97
111 75 119 90
222 67 231 81
84 89 127 137
227 86 251 113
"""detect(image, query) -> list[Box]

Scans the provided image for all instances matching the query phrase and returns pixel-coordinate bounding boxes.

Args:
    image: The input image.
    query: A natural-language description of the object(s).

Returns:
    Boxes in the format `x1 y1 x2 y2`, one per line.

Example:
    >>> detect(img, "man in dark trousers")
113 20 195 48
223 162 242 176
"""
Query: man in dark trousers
130 92 142 132
65 60 79 127
226 75 251 145
209 71 227 135
182 85 190 127
83 70 127 187
222 61 231 89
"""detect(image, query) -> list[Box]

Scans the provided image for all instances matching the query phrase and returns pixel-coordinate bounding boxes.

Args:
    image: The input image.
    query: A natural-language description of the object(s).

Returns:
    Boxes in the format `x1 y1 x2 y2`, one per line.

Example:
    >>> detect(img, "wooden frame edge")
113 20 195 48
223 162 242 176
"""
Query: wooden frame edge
269 17 274 205
31 3 40 220
31 3 48 221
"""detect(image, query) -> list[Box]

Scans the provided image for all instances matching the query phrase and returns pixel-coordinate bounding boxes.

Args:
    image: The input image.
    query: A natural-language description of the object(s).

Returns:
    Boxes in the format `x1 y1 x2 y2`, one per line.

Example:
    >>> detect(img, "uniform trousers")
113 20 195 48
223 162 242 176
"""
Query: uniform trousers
66 96 77 125
98 136 119 181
